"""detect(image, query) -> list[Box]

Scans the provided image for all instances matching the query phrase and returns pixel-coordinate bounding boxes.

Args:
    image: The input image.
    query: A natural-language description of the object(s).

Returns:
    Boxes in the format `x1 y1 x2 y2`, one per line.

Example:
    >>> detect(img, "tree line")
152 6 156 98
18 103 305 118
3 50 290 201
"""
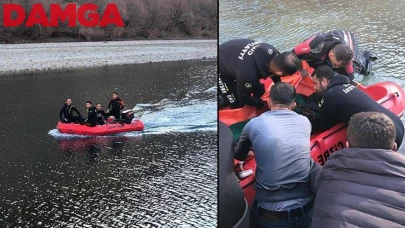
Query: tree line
0 0 217 43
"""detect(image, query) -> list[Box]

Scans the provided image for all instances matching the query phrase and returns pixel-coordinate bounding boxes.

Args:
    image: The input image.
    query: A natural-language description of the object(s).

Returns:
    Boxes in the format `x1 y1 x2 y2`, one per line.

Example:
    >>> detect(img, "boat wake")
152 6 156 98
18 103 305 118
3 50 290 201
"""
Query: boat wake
48 86 217 138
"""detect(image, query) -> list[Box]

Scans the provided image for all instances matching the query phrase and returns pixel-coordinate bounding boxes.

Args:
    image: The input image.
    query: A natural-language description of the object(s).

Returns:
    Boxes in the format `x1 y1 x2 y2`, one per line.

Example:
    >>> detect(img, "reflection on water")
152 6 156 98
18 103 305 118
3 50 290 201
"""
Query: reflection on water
0 60 217 227
220 0 405 153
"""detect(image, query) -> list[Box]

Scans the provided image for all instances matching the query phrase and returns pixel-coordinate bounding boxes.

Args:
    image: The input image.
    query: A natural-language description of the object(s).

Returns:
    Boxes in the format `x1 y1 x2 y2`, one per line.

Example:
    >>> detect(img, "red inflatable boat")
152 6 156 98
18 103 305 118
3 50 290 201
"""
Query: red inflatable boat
57 120 144 136
219 62 405 206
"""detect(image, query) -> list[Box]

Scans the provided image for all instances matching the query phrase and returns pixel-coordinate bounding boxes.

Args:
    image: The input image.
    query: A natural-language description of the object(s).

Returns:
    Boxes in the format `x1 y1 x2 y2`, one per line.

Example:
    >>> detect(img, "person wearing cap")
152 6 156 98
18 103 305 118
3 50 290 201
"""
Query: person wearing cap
219 39 304 109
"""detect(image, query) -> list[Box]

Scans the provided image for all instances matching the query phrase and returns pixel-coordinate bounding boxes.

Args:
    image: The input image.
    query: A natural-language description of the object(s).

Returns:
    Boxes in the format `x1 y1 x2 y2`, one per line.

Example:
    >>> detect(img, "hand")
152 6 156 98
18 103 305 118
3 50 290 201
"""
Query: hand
105 110 109 114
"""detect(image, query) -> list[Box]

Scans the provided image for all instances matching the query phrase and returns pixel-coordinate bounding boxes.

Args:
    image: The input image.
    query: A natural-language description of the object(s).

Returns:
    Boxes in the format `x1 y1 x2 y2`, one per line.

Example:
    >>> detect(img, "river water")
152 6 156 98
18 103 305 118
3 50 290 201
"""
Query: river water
0 60 217 227
220 0 405 153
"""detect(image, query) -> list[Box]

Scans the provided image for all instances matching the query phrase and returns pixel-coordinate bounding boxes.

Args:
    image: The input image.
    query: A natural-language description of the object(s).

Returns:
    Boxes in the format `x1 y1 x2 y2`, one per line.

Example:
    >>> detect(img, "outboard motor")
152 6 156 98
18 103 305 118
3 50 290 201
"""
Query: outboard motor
120 110 134 124
318 30 377 76
219 121 250 228
354 50 377 75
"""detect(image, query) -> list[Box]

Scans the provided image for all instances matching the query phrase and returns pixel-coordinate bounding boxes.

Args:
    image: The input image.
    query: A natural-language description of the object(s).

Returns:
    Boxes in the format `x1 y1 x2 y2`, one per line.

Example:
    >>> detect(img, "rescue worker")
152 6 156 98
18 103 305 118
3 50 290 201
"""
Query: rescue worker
82 101 97 127
219 39 304 109
95 103 107 125
311 65 404 148
293 30 355 80
59 98 82 123
107 92 125 119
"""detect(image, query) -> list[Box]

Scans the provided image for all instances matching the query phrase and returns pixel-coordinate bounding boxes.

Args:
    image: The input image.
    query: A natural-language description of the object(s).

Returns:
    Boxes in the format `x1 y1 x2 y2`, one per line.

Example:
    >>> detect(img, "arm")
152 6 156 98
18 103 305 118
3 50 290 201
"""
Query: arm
319 92 340 130
237 72 265 108
72 107 81 117
292 36 318 56
234 122 253 161
108 100 112 110
119 100 125 110
59 107 64 121
345 63 354 81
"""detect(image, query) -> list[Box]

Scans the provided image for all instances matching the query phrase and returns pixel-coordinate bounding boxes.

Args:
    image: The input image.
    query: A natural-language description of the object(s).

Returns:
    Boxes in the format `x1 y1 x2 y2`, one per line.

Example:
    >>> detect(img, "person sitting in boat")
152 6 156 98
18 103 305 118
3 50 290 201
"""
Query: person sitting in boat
311 112 405 227
293 30 355 81
312 65 404 148
106 92 125 119
234 82 315 227
219 39 305 109
59 98 82 123
95 103 107 125
81 101 98 127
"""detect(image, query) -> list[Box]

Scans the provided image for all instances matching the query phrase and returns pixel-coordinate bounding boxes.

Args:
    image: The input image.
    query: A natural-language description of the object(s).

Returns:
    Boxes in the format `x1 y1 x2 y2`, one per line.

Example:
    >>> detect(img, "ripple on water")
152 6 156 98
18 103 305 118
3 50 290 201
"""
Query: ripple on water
0 132 217 227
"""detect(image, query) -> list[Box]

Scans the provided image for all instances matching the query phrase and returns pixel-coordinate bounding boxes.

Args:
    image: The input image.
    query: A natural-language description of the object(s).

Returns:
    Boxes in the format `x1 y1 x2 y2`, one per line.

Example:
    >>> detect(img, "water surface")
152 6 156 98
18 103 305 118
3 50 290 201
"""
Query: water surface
0 60 217 227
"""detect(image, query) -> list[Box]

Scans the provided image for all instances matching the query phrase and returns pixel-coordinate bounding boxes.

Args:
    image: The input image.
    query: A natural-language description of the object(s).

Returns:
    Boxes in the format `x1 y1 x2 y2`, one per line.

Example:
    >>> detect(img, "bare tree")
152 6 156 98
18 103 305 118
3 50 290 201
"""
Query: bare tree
0 0 218 43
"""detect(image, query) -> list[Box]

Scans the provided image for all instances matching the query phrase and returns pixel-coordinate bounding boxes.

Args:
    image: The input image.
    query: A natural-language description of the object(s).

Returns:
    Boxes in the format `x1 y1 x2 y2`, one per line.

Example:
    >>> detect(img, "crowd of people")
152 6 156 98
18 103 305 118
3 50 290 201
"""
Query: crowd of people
220 30 405 227
59 92 125 127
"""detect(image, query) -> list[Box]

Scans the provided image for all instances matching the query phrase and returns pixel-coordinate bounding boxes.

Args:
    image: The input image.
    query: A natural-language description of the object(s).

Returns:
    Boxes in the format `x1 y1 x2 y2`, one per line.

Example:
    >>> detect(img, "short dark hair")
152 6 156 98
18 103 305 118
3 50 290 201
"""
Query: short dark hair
312 65 335 80
269 82 296 106
332 44 353 66
96 103 101 106
66 98 72 101
347 112 396 150
271 51 302 76
86 101 92 104
113 92 118 95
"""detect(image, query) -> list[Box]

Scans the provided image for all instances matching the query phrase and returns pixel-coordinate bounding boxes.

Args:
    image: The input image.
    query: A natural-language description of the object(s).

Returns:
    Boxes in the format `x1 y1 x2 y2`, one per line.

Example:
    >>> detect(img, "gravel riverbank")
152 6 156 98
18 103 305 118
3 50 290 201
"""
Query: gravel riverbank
0 39 217 75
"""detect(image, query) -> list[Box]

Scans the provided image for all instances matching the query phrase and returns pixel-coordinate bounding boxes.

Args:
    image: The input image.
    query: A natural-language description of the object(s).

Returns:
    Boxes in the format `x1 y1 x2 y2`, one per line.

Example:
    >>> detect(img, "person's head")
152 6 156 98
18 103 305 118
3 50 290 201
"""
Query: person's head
86 101 92 109
311 65 335 96
329 44 353 68
66 98 72 106
347 112 397 151
268 51 303 77
112 92 118 99
269 82 296 110
96 103 102 110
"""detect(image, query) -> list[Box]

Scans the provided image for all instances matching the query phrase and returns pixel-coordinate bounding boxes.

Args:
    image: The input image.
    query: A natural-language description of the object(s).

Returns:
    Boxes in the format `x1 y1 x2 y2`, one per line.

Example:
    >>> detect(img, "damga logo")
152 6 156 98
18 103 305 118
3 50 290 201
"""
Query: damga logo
2 3 124 27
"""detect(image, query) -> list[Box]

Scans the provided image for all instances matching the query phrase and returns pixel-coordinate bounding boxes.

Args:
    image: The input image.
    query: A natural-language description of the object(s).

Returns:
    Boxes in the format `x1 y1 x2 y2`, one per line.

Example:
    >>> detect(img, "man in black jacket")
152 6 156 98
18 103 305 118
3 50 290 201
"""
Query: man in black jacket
311 65 404 148
219 39 304 109
107 92 125 119
293 30 354 80
311 112 405 227
59 98 82 123
82 101 97 127
96 103 107 125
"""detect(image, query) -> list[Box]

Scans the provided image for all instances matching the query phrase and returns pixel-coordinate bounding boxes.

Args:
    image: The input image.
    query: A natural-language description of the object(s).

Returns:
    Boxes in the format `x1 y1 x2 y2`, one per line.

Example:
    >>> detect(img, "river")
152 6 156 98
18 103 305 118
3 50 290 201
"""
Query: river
219 0 405 153
0 60 217 227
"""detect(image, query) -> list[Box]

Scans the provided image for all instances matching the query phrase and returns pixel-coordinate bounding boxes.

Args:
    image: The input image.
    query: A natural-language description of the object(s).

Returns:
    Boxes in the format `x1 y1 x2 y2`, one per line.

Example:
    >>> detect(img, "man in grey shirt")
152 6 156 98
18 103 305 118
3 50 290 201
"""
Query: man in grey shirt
235 82 314 227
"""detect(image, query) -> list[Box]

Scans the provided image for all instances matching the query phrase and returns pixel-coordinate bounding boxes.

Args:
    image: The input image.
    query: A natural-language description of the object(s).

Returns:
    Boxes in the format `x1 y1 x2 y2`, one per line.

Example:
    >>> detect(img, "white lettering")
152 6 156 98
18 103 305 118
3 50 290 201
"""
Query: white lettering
238 41 261 60
343 85 355 94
